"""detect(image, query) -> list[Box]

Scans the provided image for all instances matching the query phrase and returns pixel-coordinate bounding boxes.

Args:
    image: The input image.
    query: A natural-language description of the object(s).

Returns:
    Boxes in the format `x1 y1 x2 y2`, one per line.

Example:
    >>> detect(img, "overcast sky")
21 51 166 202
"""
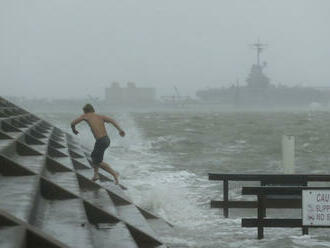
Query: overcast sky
1 0 330 99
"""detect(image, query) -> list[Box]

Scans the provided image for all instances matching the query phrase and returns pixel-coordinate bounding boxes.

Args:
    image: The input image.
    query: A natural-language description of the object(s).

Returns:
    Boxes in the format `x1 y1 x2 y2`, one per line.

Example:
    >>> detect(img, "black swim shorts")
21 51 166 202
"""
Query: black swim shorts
91 136 110 166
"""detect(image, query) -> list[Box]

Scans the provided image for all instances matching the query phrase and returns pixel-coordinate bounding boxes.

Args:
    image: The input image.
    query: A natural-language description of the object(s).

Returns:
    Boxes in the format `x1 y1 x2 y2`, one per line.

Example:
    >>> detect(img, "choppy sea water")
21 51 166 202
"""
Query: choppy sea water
40 110 330 248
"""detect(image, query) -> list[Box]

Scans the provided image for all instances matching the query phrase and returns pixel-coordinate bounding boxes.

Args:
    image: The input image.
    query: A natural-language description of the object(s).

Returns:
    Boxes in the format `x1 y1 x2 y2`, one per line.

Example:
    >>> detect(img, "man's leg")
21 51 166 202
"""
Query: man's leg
100 162 119 184
92 165 100 181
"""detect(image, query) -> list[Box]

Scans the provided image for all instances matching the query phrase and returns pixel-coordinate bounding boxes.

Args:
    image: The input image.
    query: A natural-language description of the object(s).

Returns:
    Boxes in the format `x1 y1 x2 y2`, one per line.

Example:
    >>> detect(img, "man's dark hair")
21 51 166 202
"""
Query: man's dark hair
83 104 95 113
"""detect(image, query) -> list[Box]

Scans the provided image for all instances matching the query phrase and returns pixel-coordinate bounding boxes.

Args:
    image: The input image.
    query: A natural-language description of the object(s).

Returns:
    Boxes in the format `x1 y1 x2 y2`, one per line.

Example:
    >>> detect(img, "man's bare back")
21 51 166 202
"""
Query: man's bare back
71 113 125 139
71 104 125 183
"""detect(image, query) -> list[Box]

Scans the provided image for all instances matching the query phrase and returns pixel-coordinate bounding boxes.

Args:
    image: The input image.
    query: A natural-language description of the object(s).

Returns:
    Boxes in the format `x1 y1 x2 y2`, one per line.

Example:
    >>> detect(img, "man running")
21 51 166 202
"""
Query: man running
71 104 125 184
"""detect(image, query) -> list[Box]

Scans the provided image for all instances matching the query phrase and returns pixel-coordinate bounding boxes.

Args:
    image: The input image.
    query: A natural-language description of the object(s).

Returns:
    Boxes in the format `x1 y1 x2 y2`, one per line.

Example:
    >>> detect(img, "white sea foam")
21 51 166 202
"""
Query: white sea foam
104 114 221 231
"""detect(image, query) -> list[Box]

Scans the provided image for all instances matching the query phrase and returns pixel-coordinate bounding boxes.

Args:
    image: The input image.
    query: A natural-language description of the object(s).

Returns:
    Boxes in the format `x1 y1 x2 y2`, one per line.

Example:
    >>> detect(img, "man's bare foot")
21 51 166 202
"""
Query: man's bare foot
114 172 119 185
92 175 99 181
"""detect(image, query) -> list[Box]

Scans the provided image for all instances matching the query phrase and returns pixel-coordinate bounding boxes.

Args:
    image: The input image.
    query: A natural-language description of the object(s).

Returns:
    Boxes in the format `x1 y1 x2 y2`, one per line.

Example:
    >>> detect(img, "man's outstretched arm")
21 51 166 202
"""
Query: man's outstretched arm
102 115 125 137
71 115 85 135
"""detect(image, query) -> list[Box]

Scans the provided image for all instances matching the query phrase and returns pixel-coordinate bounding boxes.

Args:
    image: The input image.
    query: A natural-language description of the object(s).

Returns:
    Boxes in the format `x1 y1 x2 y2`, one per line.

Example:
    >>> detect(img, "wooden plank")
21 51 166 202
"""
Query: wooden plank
264 198 301 208
209 173 330 182
211 199 301 209
242 186 330 195
211 200 257 208
242 218 302 227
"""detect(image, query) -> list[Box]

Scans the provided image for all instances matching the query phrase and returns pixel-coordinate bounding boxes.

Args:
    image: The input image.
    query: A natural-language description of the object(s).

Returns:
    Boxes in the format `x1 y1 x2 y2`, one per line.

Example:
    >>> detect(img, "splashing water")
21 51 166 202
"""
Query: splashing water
41 111 330 248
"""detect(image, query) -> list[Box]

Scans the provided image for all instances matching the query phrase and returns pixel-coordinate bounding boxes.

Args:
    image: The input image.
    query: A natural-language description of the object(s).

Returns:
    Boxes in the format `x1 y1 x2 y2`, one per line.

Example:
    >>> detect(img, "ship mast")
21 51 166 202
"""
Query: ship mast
250 39 267 66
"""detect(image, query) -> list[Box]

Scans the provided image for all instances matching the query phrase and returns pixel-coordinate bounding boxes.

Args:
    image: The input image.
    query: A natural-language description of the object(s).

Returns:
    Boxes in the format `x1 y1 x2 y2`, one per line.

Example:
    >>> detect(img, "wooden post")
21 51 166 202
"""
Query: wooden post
260 181 267 217
223 179 229 218
302 227 309 235
257 194 265 239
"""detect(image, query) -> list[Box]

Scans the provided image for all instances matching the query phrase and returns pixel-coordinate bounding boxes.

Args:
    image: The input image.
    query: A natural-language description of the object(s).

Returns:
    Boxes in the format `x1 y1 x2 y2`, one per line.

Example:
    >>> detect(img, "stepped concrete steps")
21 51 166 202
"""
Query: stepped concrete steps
75 170 113 184
89 222 139 248
54 147 70 155
76 170 129 201
75 173 119 216
124 223 164 248
0 130 19 139
76 170 133 210
48 138 68 150
136 206 174 234
0 128 23 140
28 127 50 140
48 157 75 171
0 96 171 247
46 156 74 173
47 146 70 157
34 127 52 138
37 173 165 248
75 169 168 240
0 122 22 133
19 136 49 155
15 140 45 156
2 113 30 120
0 210 71 248
144 218 174 237
24 132 48 146
0 121 44 154
50 135 66 143
0 139 15 151
6 117 35 130
0 226 25 248
23 143 48 154
67 141 83 150
100 178 129 197
0 175 40 222
71 157 92 170
12 118 35 127
34 198 94 248
1 111 21 116
0 154 38 176
80 188 119 217
9 154 45 175
117 204 157 238
69 166 92 178
43 171 81 196
68 147 85 159
81 196 156 248
81 193 164 248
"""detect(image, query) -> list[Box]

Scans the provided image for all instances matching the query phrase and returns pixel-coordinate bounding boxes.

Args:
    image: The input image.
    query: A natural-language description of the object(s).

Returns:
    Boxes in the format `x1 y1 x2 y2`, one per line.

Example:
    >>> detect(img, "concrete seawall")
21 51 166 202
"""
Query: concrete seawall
0 96 171 248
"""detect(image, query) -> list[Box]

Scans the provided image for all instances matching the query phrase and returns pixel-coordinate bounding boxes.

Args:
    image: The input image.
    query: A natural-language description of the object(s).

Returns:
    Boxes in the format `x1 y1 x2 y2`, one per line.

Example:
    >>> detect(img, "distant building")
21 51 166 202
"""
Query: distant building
105 82 156 104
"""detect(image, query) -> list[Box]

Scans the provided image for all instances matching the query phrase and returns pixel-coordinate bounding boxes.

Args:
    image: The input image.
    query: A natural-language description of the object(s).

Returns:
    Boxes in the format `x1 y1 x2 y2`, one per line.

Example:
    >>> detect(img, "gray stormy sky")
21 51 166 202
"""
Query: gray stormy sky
1 0 330 99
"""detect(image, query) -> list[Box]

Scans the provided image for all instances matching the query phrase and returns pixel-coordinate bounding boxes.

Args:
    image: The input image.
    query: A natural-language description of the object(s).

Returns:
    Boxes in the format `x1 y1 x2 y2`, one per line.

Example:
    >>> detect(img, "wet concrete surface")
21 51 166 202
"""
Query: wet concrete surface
0 176 39 222
35 198 94 248
0 97 172 248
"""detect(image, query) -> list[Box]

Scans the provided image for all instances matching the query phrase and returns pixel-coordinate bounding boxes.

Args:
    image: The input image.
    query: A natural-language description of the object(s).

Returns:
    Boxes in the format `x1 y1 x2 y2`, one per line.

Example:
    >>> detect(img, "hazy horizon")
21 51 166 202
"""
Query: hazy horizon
1 0 330 99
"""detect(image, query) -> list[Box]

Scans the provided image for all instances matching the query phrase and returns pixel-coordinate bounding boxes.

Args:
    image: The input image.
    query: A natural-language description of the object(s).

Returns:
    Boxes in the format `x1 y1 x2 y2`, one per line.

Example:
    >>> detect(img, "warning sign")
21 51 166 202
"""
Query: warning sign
302 190 330 226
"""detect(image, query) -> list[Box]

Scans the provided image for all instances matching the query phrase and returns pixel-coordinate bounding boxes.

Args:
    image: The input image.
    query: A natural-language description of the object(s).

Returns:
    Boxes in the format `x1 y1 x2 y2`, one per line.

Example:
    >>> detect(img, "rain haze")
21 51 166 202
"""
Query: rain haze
1 0 330 99
3 2 330 248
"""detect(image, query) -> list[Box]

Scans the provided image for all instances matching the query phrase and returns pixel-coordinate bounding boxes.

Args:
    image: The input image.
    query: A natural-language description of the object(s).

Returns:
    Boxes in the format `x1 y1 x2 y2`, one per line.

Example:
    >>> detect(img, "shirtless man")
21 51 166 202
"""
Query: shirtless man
71 104 125 184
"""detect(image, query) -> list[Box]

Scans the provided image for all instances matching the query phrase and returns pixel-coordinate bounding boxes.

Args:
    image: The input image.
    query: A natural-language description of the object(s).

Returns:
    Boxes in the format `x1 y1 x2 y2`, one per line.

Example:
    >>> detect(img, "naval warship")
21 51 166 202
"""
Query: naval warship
196 41 329 108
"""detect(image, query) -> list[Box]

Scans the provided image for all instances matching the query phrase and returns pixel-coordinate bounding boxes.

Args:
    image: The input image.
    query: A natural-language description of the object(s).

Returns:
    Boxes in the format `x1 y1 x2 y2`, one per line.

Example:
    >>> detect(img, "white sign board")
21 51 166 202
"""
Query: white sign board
302 190 330 226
